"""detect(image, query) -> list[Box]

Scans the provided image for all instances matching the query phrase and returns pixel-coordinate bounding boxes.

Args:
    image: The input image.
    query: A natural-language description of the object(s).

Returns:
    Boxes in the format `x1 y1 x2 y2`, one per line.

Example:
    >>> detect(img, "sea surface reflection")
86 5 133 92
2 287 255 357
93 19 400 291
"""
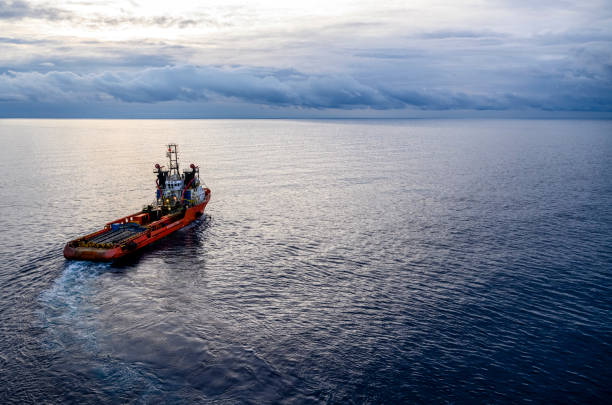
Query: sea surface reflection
0 119 610 403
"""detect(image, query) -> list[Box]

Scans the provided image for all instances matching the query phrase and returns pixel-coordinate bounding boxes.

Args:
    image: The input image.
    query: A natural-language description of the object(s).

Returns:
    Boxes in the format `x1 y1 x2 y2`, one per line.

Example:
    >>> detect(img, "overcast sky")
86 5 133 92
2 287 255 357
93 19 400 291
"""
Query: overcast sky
1 0 611 117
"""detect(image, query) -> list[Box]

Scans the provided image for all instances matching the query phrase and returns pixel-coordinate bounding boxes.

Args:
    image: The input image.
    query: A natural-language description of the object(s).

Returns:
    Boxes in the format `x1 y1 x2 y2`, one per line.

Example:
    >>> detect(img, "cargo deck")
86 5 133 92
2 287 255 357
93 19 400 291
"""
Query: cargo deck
83 224 147 246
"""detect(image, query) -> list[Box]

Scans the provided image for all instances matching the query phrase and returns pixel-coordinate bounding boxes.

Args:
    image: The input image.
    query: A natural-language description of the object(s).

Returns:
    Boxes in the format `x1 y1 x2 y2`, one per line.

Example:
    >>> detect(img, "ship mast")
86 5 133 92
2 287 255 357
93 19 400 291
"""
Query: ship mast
167 144 180 177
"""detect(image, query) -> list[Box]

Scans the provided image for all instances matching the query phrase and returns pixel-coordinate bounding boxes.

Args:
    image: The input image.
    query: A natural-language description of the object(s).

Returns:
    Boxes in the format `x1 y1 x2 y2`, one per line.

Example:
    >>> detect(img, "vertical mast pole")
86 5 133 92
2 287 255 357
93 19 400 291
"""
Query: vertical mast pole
167 144 179 177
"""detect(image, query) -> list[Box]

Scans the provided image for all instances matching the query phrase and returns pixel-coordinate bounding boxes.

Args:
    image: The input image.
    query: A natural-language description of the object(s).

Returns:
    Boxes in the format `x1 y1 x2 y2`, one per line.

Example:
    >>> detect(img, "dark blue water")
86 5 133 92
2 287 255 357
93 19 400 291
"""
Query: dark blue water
0 119 610 403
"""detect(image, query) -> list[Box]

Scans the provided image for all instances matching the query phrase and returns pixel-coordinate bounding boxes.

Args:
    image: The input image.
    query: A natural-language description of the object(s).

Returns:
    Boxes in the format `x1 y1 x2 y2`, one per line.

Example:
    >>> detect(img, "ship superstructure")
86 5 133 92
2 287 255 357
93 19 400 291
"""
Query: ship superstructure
64 144 211 261
152 144 208 214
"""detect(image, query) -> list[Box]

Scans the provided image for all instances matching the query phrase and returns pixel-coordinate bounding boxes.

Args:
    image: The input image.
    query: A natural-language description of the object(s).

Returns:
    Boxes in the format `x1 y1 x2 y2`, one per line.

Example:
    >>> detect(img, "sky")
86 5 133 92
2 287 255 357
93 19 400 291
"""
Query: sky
0 0 611 118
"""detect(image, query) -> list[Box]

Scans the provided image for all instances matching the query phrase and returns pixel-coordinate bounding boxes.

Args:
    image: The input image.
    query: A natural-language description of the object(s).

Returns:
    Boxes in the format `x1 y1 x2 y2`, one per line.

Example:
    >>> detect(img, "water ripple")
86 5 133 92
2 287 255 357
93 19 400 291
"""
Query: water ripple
0 119 611 403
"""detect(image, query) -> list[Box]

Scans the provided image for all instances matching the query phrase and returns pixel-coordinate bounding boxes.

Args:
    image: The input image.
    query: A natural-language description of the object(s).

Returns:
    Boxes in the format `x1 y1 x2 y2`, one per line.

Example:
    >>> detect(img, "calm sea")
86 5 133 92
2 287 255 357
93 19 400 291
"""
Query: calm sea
0 119 610 403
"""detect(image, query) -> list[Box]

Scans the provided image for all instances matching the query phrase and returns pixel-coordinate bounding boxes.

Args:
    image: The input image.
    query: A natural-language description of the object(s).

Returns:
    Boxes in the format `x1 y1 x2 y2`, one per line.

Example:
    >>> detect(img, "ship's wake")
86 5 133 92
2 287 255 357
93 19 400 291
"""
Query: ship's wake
39 261 108 352
37 262 163 400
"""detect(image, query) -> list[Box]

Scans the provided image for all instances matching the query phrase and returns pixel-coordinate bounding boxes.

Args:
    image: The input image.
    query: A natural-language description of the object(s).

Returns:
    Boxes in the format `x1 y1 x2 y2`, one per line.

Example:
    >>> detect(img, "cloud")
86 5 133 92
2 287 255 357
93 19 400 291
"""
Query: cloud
0 1 217 28
83 14 223 29
0 0 69 20
0 64 610 113
418 30 509 39
0 1 611 116
0 36 51 44
0 65 392 108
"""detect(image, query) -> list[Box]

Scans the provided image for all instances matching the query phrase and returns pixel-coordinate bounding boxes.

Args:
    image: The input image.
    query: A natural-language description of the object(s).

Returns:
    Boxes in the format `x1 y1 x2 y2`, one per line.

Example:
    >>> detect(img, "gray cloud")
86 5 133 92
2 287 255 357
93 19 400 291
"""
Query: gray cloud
84 14 223 29
0 65 391 108
0 64 610 112
0 36 51 44
418 30 509 39
0 0 218 28
0 53 177 75
0 0 69 20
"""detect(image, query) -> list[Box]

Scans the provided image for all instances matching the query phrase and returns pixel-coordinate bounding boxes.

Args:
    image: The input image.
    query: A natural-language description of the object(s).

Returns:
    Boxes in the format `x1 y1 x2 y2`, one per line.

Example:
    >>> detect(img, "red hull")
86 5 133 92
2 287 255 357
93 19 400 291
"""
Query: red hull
64 191 210 262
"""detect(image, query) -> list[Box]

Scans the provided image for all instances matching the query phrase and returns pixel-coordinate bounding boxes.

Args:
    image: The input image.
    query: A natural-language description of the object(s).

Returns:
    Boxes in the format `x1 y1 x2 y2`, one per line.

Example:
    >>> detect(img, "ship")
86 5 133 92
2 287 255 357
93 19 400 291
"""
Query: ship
63 144 211 261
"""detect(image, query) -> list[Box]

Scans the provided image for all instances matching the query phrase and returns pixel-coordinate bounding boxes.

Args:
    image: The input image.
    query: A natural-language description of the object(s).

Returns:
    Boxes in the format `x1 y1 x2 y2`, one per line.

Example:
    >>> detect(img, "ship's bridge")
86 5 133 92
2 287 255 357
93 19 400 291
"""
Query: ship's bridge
165 180 184 191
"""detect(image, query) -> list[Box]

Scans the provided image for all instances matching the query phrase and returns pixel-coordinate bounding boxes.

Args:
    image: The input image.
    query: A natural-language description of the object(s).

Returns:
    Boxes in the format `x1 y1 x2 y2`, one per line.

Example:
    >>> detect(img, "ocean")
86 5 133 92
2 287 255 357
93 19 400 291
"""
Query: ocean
0 118 610 403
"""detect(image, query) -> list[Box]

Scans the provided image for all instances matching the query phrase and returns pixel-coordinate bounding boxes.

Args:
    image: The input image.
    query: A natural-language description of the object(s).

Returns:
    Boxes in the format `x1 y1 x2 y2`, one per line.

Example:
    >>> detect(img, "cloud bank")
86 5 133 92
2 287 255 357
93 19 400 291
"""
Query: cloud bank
0 1 611 117
1 64 610 113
